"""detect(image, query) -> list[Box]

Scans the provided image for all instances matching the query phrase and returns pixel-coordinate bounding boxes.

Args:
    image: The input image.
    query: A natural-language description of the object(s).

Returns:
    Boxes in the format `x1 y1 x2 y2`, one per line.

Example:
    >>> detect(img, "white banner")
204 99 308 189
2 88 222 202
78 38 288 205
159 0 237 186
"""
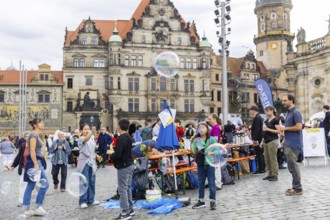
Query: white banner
303 128 326 157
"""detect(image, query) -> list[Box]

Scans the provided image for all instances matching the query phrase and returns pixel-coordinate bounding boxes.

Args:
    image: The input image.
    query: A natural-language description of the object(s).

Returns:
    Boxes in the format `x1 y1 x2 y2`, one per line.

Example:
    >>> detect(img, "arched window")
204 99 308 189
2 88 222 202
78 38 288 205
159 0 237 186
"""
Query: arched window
0 91 5 102
271 12 277 20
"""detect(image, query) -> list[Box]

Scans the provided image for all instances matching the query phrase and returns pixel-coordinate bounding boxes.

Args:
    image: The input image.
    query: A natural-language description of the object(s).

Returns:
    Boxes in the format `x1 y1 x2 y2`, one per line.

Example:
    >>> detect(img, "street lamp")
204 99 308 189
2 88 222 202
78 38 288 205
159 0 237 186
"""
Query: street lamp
214 0 231 124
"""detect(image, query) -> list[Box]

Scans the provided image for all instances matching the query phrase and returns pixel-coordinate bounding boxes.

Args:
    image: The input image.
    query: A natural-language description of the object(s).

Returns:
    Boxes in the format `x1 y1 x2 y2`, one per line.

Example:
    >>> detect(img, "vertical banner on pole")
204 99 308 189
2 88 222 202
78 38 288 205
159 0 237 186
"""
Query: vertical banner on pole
254 78 274 111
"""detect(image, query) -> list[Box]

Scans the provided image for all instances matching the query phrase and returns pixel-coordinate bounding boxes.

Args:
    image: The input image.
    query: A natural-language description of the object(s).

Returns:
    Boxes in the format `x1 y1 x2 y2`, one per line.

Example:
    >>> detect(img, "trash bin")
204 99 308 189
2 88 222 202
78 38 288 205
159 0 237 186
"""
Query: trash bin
249 158 256 173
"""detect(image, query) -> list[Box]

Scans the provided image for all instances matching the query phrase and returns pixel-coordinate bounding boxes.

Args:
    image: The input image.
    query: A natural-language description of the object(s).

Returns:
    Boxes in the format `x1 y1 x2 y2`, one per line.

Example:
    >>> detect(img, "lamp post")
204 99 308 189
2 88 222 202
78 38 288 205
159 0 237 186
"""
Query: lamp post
214 0 231 123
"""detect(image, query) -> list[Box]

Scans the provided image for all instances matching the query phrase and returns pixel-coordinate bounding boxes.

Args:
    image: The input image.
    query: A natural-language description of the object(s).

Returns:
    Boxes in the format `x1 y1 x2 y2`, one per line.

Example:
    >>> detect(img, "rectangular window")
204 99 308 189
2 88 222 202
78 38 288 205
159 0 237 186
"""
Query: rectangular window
244 93 250 103
93 60 99 67
190 80 194 93
131 55 137 66
40 74 44 81
254 93 259 104
92 38 97 45
82 38 87 45
142 35 146 43
186 58 191 69
128 98 139 112
216 74 219 81
128 78 134 91
138 55 143 67
38 94 50 103
202 58 207 69
184 80 189 92
190 99 195 112
184 99 189 113
109 77 113 90
79 59 85 67
170 78 175 91
118 77 121 90
211 91 214 101
170 98 175 109
151 78 157 91
134 78 139 91
67 78 73 89
110 54 114 66
73 59 79 67
0 93 4 102
180 58 185 69
210 107 214 114
105 78 109 89
116 54 121 65
193 59 197 69
160 98 165 110
271 23 277 29
178 37 182 45
125 55 129 66
217 91 221 102
202 80 207 92
44 74 49 81
85 77 92 86
67 101 73 112
151 98 157 112
160 77 166 91
217 108 222 115
252 74 259 81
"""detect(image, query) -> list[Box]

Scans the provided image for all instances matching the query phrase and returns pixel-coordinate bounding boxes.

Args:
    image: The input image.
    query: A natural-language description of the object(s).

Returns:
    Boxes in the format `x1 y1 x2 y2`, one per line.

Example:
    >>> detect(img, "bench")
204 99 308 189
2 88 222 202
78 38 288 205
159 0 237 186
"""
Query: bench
148 161 189 172
227 155 256 180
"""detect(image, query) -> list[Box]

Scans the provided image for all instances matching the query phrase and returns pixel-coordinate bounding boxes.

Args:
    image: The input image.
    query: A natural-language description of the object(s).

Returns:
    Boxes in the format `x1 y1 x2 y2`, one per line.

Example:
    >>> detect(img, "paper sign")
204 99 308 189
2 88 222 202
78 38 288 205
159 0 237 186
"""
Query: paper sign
158 108 176 128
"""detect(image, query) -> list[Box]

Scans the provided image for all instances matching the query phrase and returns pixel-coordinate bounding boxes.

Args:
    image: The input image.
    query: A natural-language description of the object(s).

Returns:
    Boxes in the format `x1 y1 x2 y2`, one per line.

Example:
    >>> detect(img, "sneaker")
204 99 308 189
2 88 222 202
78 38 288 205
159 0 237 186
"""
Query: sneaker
24 210 35 217
17 203 23 207
268 176 278 181
54 184 58 190
91 200 100 206
34 206 47 216
60 189 65 192
216 186 222 191
210 201 216 211
192 200 206 209
262 176 272 180
114 213 132 220
80 203 88 209
295 189 303 195
129 209 135 216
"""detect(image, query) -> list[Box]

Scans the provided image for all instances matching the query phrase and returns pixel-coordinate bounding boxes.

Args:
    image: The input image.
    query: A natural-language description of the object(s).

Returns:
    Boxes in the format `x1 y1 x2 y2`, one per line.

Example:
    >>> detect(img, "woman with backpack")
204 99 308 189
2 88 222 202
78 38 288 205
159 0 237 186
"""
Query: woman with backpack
191 122 218 211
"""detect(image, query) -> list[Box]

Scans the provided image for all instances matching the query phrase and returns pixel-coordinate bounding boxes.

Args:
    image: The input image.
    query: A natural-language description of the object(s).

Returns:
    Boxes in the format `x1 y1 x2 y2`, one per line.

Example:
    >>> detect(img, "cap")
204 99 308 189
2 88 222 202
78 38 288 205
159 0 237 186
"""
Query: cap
249 105 259 111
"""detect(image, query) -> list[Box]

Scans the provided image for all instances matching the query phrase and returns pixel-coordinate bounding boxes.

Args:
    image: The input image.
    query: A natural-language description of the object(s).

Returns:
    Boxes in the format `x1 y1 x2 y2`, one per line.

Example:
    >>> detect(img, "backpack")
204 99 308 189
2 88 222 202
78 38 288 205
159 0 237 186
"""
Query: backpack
186 171 199 189
163 174 183 193
221 164 235 185
133 157 149 190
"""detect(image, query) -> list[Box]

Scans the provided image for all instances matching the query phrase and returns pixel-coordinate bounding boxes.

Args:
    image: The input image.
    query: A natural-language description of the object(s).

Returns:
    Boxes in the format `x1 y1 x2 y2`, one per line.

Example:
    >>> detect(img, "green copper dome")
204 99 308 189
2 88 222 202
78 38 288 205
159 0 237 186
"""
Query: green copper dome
109 23 122 43
199 33 211 48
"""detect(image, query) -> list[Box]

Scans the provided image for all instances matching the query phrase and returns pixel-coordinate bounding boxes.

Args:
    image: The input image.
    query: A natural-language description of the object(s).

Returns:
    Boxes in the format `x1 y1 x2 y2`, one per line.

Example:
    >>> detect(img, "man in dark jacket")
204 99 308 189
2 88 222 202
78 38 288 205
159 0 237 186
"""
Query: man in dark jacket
97 127 112 168
323 105 330 155
249 105 266 174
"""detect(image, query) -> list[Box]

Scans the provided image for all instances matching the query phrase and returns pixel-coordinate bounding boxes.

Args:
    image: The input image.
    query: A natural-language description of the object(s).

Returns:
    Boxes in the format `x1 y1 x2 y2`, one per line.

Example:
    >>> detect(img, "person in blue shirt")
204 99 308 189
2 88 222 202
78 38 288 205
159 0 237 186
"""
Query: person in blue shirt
280 94 303 196
97 128 112 168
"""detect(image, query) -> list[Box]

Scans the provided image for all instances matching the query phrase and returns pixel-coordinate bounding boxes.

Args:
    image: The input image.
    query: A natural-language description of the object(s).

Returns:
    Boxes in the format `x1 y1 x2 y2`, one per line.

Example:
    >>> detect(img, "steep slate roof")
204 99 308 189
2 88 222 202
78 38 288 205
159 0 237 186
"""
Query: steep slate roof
0 70 63 84
65 0 200 47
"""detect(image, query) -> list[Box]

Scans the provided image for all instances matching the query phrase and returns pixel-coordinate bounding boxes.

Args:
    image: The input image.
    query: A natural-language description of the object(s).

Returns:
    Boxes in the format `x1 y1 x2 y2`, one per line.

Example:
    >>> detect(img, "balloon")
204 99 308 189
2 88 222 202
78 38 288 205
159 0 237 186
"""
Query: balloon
67 173 89 197
154 51 180 78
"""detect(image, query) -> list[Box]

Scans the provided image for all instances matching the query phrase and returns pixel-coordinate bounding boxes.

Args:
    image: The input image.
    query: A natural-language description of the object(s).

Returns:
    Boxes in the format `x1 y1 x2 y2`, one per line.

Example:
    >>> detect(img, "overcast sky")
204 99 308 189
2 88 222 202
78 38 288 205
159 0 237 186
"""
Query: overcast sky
0 0 329 70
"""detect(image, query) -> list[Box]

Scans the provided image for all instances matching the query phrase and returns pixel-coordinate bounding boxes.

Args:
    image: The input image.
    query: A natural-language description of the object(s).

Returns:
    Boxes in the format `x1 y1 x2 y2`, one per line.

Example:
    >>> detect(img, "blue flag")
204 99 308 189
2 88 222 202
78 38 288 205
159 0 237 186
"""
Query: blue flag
254 78 274 111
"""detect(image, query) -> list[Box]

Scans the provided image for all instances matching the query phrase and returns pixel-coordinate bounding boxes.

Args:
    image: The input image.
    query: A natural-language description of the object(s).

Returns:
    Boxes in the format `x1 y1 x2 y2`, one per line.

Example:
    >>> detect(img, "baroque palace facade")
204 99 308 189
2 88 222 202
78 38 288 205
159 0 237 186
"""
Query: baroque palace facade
63 0 212 131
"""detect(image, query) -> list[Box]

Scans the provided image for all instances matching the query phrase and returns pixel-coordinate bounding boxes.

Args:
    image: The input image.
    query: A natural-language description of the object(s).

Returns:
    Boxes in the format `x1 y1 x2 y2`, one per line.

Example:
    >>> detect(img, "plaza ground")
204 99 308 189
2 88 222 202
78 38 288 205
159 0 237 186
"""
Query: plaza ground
0 157 330 220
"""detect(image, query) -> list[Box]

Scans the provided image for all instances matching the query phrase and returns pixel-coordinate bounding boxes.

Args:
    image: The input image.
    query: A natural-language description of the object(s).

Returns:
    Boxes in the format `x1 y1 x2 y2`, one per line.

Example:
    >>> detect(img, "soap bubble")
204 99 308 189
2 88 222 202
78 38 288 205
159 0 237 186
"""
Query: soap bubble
1 181 11 194
38 178 48 189
205 143 228 167
16 214 26 220
154 51 180 78
159 158 170 173
27 168 41 182
67 173 89 197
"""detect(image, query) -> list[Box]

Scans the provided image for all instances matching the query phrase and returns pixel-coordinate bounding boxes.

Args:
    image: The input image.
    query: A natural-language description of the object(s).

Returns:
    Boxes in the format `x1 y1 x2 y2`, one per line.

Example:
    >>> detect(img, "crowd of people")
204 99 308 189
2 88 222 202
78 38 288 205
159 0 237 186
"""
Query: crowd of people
0 94 329 219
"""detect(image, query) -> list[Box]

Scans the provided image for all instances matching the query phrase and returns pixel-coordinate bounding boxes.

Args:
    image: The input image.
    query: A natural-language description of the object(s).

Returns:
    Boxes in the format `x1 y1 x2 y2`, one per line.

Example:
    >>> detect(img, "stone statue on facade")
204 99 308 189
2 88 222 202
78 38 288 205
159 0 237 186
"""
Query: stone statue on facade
82 92 95 110
297 27 306 44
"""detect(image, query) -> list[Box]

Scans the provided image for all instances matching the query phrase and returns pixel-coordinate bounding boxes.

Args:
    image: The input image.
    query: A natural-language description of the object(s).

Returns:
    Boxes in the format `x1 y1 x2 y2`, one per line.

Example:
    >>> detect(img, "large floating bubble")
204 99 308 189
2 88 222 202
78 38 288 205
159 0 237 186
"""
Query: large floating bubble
205 143 228 167
154 51 180 78
27 168 41 182
67 172 89 197
1 181 11 194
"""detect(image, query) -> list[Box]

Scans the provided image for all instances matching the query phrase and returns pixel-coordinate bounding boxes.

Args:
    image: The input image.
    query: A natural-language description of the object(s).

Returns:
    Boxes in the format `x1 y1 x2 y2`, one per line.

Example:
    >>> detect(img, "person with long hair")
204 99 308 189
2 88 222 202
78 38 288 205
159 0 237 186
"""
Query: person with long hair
208 113 223 190
191 122 219 211
22 118 49 217
78 123 100 209
11 131 30 207
261 106 280 181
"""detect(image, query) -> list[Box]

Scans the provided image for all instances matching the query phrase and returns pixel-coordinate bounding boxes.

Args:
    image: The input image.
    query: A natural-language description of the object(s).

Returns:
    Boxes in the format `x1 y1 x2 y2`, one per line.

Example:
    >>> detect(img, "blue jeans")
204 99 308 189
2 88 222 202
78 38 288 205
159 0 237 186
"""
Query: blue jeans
326 136 330 156
23 160 49 210
79 164 96 205
197 165 216 201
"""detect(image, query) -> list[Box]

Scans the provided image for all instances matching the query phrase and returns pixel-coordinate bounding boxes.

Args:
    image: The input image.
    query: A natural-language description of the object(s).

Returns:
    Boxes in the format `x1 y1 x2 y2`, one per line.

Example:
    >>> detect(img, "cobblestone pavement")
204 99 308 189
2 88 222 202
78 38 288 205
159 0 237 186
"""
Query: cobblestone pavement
0 157 330 220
